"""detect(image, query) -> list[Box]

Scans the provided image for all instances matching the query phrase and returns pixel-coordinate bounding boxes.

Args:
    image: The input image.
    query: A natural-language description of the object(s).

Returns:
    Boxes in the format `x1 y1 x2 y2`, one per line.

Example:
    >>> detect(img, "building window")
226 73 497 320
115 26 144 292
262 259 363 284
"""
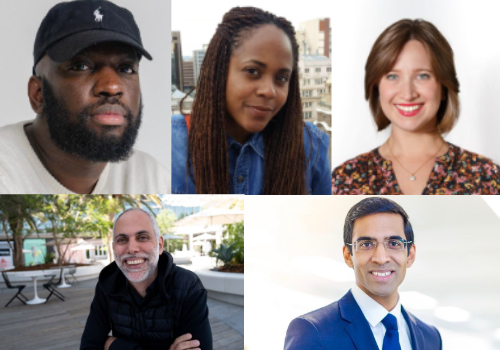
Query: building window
304 79 310 85
317 89 324 94
94 245 107 257
305 68 309 73
327 67 332 72
315 67 321 72
304 102 312 108
302 90 312 97
315 78 323 84
303 111 312 119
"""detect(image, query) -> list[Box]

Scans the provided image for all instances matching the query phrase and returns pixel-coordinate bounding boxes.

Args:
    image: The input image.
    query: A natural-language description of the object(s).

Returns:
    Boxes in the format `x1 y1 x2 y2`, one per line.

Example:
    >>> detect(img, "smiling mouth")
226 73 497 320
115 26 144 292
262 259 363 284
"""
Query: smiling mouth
371 271 393 277
395 103 424 116
125 258 146 265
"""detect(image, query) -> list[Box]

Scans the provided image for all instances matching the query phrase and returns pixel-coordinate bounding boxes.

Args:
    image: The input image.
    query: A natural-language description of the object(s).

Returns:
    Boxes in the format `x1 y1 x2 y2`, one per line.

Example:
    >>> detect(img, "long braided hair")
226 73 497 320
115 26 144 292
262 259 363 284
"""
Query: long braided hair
185 7 306 194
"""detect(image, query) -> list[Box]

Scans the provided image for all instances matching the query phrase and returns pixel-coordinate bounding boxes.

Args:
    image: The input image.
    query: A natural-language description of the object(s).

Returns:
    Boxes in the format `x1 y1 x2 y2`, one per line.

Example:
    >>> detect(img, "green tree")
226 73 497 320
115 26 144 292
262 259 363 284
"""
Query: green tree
222 221 244 264
0 195 43 267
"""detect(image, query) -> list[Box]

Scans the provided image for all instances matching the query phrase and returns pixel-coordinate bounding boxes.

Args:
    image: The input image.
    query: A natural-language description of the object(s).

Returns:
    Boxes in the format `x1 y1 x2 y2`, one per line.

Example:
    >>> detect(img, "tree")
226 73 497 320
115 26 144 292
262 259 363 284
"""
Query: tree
0 195 43 267
38 195 105 265
222 222 244 264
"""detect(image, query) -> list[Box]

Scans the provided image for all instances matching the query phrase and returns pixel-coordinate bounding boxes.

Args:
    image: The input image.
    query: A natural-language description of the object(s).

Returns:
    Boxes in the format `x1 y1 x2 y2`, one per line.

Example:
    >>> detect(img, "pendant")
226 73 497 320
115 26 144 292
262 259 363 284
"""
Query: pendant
410 175 416 181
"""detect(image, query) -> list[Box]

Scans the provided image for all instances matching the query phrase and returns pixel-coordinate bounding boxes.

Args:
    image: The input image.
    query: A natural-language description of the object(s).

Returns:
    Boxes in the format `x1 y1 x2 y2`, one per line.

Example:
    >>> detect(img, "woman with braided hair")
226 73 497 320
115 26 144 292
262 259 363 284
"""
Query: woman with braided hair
171 7 331 194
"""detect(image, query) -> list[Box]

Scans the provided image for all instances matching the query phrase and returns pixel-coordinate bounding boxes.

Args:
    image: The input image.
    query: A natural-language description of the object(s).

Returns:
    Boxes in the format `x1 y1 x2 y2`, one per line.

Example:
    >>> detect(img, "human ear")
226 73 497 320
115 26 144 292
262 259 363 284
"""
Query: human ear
28 76 44 114
406 244 416 268
343 245 354 269
158 236 164 253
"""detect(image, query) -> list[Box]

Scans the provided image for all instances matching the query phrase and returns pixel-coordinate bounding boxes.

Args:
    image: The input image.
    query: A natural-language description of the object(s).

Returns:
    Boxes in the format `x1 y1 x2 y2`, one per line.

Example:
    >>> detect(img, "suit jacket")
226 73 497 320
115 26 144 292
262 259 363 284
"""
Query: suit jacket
284 290 442 350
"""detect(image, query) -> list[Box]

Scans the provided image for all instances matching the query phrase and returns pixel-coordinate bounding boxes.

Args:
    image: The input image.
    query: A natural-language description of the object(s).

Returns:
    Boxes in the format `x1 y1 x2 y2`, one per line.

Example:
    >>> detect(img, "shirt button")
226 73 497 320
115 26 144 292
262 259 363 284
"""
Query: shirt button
237 176 244 183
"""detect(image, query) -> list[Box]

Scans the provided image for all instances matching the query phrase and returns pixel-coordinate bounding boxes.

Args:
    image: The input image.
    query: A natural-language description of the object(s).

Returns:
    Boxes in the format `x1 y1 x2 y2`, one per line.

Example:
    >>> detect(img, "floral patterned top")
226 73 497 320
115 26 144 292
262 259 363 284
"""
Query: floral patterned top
332 143 500 195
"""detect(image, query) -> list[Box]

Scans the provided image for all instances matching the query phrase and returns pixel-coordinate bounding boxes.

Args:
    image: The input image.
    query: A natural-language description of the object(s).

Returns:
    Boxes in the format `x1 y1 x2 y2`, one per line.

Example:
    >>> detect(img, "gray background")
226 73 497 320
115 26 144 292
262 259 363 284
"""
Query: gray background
0 0 171 176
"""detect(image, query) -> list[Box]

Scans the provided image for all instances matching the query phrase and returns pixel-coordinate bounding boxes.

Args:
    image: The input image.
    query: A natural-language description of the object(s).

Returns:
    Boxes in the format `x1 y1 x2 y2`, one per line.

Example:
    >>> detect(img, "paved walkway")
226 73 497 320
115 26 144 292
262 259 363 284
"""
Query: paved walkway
0 277 243 350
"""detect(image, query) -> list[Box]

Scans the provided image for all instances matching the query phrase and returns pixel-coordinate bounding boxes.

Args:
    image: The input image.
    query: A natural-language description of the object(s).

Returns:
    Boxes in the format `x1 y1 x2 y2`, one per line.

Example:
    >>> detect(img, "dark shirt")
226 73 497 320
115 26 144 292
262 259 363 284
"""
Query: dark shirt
80 252 212 350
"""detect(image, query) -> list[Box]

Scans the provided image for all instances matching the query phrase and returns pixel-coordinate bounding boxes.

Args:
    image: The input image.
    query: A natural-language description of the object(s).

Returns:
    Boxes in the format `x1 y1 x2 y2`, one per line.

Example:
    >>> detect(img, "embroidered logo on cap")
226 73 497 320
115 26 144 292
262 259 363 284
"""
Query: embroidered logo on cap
94 7 104 22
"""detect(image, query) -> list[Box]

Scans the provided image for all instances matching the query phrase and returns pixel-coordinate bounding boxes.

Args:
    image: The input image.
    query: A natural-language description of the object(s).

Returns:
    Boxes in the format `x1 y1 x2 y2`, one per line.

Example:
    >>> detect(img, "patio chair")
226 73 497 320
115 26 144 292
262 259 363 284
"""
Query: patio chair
2 272 28 307
66 265 78 284
43 268 65 303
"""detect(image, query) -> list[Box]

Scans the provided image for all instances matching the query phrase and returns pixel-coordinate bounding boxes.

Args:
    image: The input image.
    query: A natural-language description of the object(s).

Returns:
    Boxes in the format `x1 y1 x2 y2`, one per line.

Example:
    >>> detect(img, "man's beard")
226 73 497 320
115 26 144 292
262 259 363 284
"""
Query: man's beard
114 248 159 283
41 79 142 162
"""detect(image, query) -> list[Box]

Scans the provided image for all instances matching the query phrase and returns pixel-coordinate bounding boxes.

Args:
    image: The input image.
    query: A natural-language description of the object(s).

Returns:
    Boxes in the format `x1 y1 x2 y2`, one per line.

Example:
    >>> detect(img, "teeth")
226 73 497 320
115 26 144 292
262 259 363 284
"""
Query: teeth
396 104 422 112
126 259 145 265
372 271 392 276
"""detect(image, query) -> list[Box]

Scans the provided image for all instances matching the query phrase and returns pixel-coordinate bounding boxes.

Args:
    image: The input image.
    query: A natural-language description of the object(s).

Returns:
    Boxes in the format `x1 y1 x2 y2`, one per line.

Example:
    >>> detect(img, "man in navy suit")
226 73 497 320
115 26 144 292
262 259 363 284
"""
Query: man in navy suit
284 197 442 350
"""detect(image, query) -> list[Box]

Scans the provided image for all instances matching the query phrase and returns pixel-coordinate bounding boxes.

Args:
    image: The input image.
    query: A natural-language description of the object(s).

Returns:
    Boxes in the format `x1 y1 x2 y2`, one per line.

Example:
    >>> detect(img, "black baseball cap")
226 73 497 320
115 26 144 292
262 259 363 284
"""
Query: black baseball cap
33 0 152 73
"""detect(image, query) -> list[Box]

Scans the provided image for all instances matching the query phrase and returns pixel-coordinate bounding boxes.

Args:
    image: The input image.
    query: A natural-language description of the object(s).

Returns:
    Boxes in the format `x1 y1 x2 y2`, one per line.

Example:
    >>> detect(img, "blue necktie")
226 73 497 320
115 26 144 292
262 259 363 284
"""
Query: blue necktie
381 313 402 350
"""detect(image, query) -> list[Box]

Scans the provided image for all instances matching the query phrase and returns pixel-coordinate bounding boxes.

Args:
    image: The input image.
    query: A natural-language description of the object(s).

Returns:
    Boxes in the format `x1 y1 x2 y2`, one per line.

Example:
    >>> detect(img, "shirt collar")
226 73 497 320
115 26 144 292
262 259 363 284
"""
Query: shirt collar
351 284 403 328
226 131 265 159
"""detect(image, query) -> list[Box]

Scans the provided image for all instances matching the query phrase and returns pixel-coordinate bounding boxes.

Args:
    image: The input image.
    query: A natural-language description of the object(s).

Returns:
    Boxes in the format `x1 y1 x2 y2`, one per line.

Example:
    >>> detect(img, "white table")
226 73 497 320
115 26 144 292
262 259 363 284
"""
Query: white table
8 270 57 305
51 266 71 288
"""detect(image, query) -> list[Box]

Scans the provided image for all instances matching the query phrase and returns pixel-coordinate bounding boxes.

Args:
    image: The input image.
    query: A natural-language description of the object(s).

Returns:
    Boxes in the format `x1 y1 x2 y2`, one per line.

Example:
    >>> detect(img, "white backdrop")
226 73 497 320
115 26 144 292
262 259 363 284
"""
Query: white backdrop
331 0 500 169
0 0 171 174
246 196 500 350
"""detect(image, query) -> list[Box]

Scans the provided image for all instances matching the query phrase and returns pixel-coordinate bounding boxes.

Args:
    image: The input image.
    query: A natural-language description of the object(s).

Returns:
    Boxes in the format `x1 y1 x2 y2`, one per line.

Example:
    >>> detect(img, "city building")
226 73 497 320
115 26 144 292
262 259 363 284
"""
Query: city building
172 31 184 91
296 18 331 58
193 44 208 85
183 57 195 92
298 55 331 121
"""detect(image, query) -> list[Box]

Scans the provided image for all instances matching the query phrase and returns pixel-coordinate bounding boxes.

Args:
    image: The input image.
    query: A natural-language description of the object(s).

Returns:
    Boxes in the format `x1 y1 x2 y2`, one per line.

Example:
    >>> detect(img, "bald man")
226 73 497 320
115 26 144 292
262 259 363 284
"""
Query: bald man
0 0 169 194
81 208 212 350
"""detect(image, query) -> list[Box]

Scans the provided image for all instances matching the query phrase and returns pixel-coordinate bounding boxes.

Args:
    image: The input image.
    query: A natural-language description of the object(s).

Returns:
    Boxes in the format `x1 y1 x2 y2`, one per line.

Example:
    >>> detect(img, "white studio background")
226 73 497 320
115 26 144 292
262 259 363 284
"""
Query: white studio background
0 0 171 174
245 196 500 350
331 0 500 169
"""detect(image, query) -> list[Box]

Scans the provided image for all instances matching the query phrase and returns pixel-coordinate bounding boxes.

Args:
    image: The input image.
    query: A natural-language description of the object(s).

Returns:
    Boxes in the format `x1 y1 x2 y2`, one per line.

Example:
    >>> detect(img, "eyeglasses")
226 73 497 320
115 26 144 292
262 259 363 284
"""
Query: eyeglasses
346 238 412 252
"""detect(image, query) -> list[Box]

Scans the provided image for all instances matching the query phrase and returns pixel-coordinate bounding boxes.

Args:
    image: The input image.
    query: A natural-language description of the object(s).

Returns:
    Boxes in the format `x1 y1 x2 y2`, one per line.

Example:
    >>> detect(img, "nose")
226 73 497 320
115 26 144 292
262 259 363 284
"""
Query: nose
400 78 418 101
127 239 140 255
371 243 390 265
93 67 123 98
256 76 276 99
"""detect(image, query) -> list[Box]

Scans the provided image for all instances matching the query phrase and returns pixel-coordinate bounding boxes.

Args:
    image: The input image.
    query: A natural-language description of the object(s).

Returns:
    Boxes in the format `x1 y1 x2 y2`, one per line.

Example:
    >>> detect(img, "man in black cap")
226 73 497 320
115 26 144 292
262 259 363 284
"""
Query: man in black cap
0 0 170 194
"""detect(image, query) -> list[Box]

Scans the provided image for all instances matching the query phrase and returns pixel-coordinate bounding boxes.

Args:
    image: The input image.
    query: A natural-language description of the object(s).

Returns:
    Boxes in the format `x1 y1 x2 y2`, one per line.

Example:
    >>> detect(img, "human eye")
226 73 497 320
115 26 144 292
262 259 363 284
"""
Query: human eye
69 62 91 71
116 237 127 244
138 235 149 241
386 239 403 249
244 67 260 77
385 73 398 81
119 64 137 74
417 72 431 80
358 240 375 249
276 74 290 84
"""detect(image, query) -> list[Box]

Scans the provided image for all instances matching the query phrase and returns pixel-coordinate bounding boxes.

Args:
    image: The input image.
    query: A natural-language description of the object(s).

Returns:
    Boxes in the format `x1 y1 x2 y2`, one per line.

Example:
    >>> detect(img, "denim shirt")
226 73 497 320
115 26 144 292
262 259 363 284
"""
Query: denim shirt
171 114 332 194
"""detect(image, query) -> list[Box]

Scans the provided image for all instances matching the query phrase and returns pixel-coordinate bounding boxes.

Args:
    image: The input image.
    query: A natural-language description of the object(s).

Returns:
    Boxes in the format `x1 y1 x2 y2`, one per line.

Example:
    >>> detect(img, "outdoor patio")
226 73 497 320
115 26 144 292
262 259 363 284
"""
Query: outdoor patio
0 277 243 350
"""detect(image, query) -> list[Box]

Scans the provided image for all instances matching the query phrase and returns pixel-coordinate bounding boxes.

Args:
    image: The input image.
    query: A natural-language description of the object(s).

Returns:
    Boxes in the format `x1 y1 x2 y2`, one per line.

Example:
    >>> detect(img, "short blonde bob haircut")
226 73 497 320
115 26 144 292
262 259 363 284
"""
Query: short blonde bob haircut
365 19 460 133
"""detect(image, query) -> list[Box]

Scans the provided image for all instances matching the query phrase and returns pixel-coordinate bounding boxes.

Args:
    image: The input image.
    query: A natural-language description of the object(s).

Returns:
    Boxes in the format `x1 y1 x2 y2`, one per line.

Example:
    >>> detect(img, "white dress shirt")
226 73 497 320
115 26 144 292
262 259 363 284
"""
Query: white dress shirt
351 284 413 350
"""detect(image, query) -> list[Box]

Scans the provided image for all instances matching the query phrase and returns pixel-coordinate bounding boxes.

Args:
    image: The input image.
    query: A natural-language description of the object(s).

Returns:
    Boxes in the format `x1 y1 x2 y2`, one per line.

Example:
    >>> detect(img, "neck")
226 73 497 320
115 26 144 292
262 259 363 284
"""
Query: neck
388 126 445 158
129 268 158 298
225 116 252 145
25 117 107 194
357 282 399 311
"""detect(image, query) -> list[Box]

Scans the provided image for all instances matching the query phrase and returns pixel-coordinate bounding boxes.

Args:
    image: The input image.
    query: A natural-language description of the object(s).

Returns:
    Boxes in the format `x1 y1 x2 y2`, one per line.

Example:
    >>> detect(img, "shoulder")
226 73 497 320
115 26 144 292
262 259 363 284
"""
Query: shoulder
332 150 379 175
403 308 442 347
446 143 500 194
284 301 343 350
172 113 188 127
331 150 380 195
104 150 170 193
304 122 329 148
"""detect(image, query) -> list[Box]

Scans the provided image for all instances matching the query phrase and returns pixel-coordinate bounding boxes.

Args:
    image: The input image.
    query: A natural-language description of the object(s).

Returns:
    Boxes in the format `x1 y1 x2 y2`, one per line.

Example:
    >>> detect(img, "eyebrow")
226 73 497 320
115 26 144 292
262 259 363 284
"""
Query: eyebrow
115 230 152 239
355 235 405 241
389 68 432 73
243 59 292 73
